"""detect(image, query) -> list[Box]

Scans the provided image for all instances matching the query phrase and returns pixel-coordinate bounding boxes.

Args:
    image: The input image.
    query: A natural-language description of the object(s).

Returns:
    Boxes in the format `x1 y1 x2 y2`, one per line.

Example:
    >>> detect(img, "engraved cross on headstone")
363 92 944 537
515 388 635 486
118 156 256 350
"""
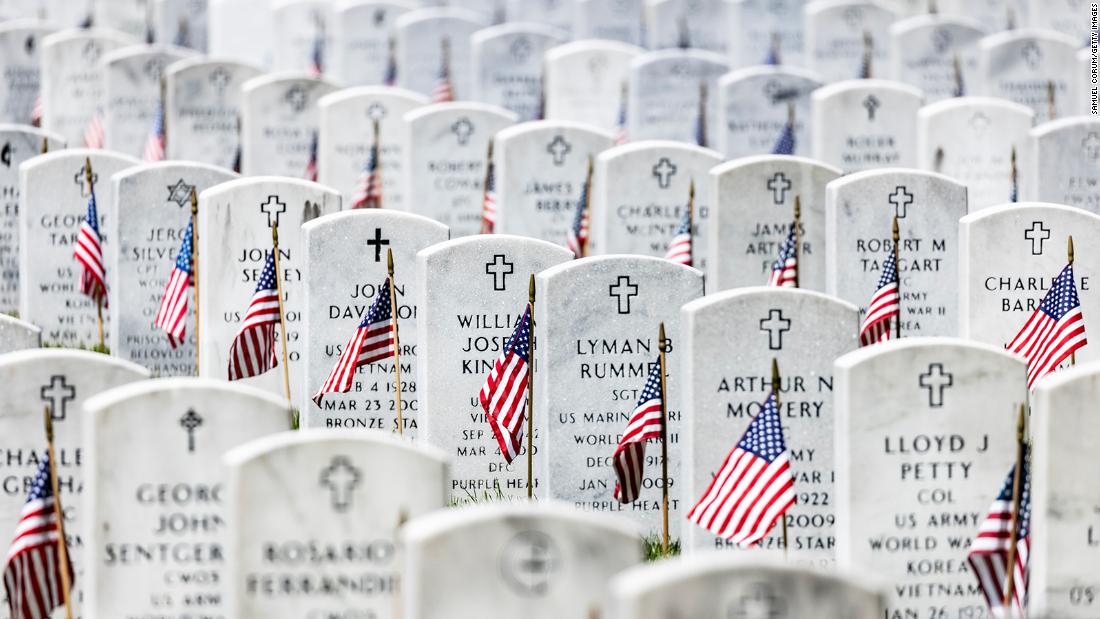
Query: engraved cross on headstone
179 409 203 453
889 186 913 219
609 276 639 314
75 165 98 197
210 67 231 94
367 227 390 262
260 195 286 228
730 582 786 619
767 172 792 205
1024 221 1050 255
320 455 362 513
517 539 552 594
759 309 791 351
452 118 474 145
485 254 514 291
652 158 677 189
546 135 571 166
1082 132 1100 160
40 376 76 422
919 363 953 408
862 94 880 121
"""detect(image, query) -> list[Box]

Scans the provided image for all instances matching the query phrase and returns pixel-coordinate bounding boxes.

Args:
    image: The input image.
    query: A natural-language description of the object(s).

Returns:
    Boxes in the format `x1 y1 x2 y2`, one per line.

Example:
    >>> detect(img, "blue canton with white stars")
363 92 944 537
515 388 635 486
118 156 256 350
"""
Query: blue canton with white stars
771 122 795 155
673 207 691 235
635 357 663 408
85 192 100 234
1040 265 1081 321
875 245 899 289
505 308 531 359
360 279 393 328
571 176 588 236
254 251 276 293
174 219 194 274
995 445 1031 539
772 227 797 270
738 394 787 462
26 453 54 503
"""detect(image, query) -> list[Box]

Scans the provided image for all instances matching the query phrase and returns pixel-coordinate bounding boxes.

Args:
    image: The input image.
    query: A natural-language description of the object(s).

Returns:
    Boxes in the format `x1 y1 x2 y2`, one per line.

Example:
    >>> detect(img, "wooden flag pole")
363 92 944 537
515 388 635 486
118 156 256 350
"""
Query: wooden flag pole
372 118 382 209
580 155 593 258
657 322 671 557
86 158 106 352
41 137 48 154
387 248 405 436
271 225 292 404
526 274 536 499
862 30 873 78
893 215 902 340
1047 80 1056 121
952 54 963 96
43 408 74 619
1002 404 1027 613
479 140 494 234
772 358 789 559
160 75 168 154
687 179 695 268
1070 235 1076 366
793 195 801 289
190 188 200 375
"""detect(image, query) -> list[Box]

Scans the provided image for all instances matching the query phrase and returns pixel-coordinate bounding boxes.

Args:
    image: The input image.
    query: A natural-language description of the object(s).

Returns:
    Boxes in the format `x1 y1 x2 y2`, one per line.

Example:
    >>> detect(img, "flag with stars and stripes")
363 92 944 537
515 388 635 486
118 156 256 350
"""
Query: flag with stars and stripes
771 117 795 155
1010 156 1019 203
614 86 628 145
142 99 166 162
304 131 318 182
764 36 781 65
431 48 454 103
383 44 397 86
767 226 797 287
479 307 532 463
154 218 194 348
350 140 382 209
1006 263 1087 389
83 110 105 149
694 88 707 148
687 393 795 546
3 453 73 619
858 47 872 79
313 278 396 406
227 251 281 381
309 30 325 77
612 357 664 504
664 208 692 266
74 188 107 305
859 248 900 346
30 95 42 127
480 156 498 234
968 446 1030 618
232 143 242 173
566 171 590 258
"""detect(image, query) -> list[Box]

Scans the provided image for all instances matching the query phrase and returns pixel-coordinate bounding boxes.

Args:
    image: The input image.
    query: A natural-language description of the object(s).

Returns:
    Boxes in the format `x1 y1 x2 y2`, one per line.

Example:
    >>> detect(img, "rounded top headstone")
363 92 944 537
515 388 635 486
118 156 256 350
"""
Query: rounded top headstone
83 376 290 414
827 165 964 192
403 100 519 124
834 335 1022 370
597 138 722 162
544 38 645 61
710 153 842 178
318 84 429 109
224 428 448 468
812 78 924 102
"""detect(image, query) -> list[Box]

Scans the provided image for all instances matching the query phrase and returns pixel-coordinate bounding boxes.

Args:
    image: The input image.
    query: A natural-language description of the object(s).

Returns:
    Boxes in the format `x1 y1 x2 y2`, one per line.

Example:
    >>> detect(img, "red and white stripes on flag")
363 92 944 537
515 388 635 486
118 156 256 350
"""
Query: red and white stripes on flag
859 247 899 346
154 218 194 348
1006 263 1087 389
480 157 497 233
664 208 692 266
83 111 105 149
350 142 382 209
767 226 797 287
312 278 396 406
968 447 1030 618
479 307 532 463
227 251 281 381
74 191 107 305
687 393 795 547
612 357 664 504
141 101 166 162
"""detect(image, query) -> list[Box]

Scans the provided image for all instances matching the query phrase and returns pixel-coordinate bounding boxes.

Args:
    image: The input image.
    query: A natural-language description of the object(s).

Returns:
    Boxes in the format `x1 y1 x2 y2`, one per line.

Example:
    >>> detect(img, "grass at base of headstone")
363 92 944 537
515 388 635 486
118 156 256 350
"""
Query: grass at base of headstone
41 341 111 355
3 311 17 319
447 480 524 507
291 408 300 429
642 535 681 561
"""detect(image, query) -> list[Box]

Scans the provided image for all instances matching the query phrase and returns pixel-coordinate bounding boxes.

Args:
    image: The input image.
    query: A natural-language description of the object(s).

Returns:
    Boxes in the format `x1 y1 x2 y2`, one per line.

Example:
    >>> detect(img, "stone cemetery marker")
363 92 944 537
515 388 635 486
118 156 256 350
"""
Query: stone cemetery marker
402 504 644 618
536 256 704 535
610 557 885 618
329 1 414 87
1031 365 1100 618
506 0 573 33
716 67 822 159
977 30 1078 124
1030 0 1092 48
804 1 896 84
318 86 427 211
934 0 1020 30
681 288 859 560
394 8 487 100
165 58 263 170
471 24 566 122
240 73 339 178
493 120 613 246
574 0 644 45
589 141 721 271
40 28 137 147
19 149 139 347
834 339 1026 618
826 169 965 337
402 102 517 237
889 15 983 102
709 155 841 292
301 210 448 433
94 0 149 40
727 0 808 68
271 0 333 74
152 0 209 51
0 125 64 315
83 378 291 618
1074 47 1092 117
0 20 54 124
627 50 729 146
917 97 1032 211
811 80 923 173
417 235 572 500
225 431 447 618
102 44 198 159
543 40 643 134
109 162 237 376
647 0 730 53
959 202 1100 365
208 0 274 69
198 178 339 398
0 314 40 352
0 349 148 618
1023 118 1100 212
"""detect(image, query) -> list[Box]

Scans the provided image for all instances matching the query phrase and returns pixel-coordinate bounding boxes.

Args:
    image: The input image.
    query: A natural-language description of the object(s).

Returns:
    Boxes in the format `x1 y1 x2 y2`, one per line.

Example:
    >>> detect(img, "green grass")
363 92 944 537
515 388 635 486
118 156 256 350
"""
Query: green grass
449 480 524 507
643 535 681 561
41 341 110 354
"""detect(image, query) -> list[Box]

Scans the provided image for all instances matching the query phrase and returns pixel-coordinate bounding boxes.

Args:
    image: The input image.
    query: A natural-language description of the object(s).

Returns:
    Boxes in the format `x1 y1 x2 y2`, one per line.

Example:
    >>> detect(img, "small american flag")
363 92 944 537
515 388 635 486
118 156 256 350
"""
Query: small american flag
1006 263 1087 389
142 99 166 162
3 453 72 619
154 218 193 348
767 226 797 287
664 208 692 266
83 110 105 149
614 84 628 145
383 41 397 86
350 140 381 209
304 131 318 182
859 248 899 346
612 357 664 504
953 55 966 98
687 392 795 546
479 307 531 464
479 156 497 234
859 40 872 79
771 117 795 155
232 143 242 173
968 447 1030 618
309 30 325 78
431 41 455 103
764 34 781 65
228 250 280 381
566 169 590 258
74 189 107 305
1009 150 1019 203
30 95 42 127
313 278 396 406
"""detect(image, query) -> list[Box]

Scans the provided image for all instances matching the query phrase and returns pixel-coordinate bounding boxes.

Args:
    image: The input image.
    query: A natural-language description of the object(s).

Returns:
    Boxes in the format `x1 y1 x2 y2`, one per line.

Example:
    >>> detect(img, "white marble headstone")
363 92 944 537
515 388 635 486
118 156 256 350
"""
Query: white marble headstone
1023 118 1100 213
1029 0 1093 48
19 149 139 347
804 1 897 83
716 66 822 159
627 49 729 146
0 20 54 124
681 288 859 561
471 23 566 122
543 40 643 133
271 0 333 75
208 0 274 69
506 0 573 33
417 235 572 501
727 0 809 68
709 155 842 292
826 168 967 337
811 79 923 173
834 338 1026 618
83 377 291 619
394 8 487 99
94 0 149 40
109 162 237 376
536 255 704 535
647 0 730 53
165 57 263 169
225 430 448 618
328 1 414 87
888 15 983 102
574 0 644 45
0 313 40 352
151 0 209 51
240 73 339 177
102 44 197 159
977 30 1078 124
301 210 448 433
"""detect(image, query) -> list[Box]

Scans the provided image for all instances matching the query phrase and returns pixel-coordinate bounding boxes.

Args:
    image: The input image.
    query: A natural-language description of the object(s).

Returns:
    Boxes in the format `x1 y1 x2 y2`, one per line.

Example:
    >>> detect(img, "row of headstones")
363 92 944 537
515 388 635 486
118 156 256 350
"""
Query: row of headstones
0 332 1095 618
